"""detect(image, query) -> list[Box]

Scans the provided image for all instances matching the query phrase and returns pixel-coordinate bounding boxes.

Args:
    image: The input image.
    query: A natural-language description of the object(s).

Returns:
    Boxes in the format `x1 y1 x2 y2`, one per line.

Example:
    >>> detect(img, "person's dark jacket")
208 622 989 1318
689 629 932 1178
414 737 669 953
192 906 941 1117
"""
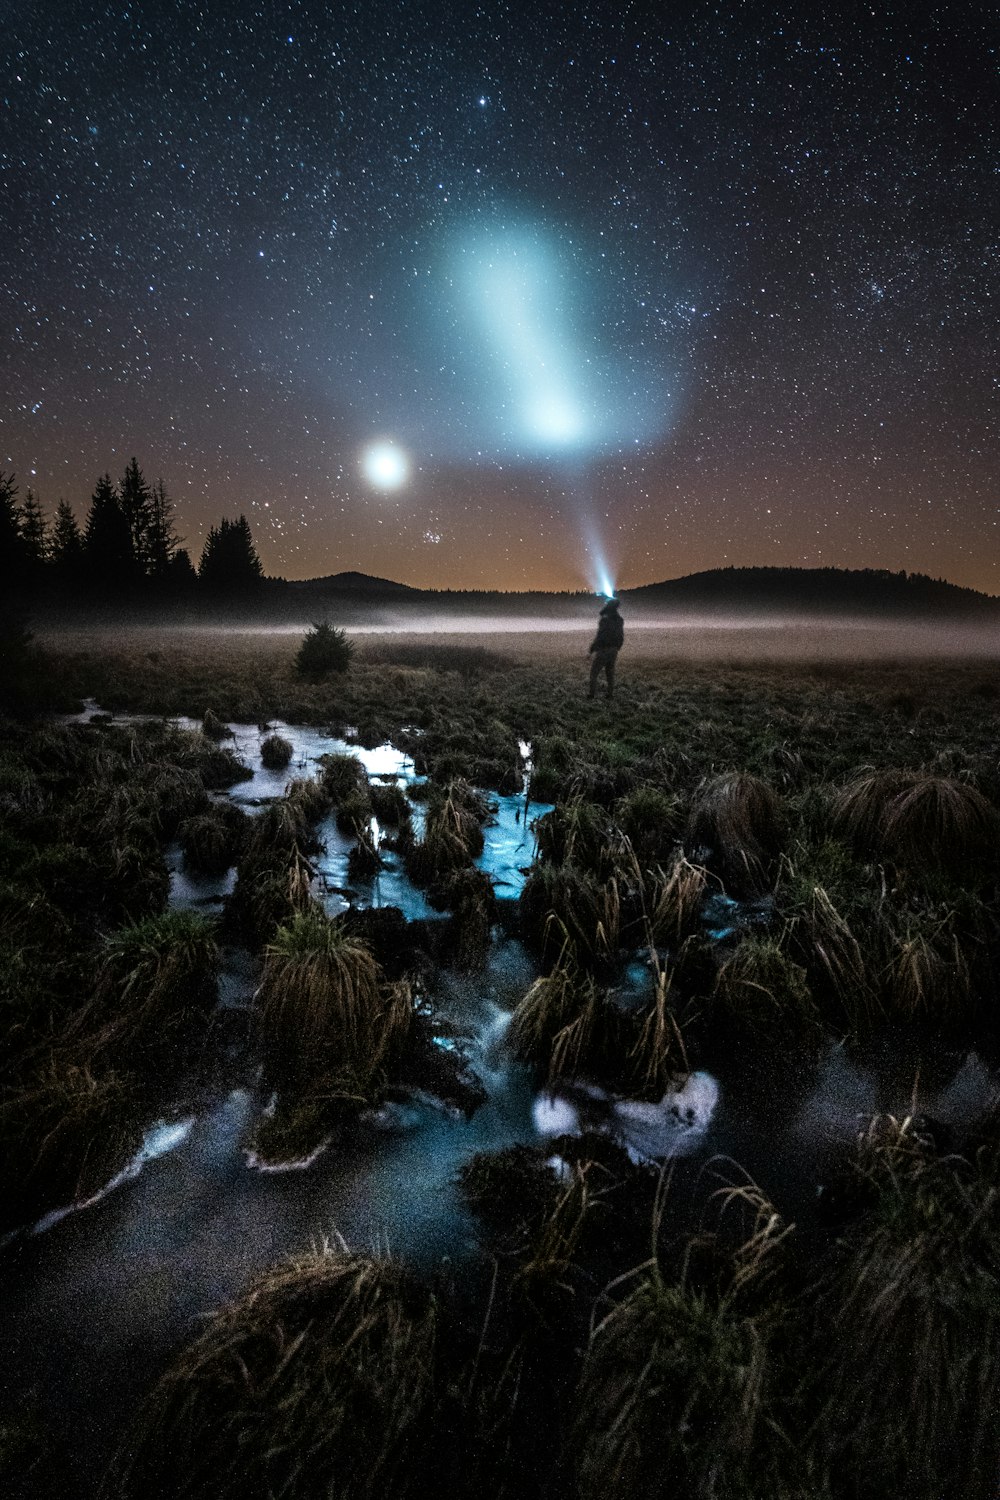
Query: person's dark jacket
589 603 624 653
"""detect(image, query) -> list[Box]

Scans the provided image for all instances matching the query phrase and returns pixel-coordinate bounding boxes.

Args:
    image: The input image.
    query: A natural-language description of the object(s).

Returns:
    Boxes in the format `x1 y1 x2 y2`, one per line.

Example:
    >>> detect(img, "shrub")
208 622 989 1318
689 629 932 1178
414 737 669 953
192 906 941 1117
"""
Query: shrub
295 621 353 681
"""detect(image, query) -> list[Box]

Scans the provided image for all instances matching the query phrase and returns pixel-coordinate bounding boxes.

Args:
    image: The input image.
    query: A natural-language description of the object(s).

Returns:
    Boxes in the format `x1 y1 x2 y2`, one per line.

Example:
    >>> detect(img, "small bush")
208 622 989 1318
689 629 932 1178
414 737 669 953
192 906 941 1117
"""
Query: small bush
296 621 353 681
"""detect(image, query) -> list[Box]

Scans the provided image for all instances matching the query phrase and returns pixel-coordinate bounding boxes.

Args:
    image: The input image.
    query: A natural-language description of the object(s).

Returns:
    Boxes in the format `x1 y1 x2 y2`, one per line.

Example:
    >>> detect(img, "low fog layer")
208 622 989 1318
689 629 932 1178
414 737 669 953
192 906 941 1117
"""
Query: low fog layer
40 608 1000 663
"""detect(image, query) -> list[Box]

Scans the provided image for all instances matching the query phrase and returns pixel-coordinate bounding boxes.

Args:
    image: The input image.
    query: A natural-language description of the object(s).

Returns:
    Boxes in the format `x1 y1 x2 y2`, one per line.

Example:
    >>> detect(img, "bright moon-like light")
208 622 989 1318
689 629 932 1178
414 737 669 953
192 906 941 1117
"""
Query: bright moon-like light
363 442 408 488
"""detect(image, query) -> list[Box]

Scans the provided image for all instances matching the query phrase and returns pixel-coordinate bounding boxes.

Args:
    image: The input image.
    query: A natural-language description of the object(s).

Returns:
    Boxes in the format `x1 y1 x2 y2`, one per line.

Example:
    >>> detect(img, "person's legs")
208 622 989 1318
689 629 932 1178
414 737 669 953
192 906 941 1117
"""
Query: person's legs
605 649 617 699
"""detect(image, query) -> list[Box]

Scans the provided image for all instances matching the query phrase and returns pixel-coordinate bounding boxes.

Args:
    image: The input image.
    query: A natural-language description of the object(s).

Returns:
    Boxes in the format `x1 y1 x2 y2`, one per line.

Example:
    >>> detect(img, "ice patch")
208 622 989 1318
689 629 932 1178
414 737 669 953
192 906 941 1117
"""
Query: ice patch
533 1093 580 1137
32 1118 195 1236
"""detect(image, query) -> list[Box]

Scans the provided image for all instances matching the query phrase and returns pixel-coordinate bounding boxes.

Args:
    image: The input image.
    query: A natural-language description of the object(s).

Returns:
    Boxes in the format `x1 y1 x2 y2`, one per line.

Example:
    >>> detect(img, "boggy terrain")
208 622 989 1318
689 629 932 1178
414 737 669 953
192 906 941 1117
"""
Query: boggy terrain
2 624 1000 1500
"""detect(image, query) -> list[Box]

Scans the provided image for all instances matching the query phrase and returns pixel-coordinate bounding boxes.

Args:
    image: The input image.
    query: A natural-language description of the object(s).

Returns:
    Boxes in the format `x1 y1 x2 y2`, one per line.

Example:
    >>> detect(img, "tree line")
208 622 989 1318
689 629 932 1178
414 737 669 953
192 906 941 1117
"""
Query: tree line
0 461 268 603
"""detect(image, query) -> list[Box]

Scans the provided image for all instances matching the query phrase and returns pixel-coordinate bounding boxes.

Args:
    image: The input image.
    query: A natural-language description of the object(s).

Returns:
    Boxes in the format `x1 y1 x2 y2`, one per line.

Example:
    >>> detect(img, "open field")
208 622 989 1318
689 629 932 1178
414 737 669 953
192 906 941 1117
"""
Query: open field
2 617 999 1499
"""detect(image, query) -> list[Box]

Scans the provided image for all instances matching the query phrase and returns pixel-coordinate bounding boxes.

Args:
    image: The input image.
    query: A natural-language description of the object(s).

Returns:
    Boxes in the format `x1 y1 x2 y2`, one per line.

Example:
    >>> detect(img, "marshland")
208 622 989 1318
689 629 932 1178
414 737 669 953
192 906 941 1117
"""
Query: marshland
2 617 1000 1500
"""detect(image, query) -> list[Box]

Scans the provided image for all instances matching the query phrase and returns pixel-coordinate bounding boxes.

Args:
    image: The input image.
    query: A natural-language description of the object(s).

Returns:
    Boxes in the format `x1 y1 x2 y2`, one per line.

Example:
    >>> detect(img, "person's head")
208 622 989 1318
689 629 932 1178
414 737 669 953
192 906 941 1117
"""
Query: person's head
599 597 620 615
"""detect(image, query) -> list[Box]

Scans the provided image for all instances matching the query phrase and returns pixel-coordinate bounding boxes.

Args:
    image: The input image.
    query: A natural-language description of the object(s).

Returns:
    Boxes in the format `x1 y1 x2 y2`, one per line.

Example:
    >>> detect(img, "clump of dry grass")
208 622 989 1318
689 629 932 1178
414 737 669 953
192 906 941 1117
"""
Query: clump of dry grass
260 733 293 769
112 1248 441 1500
88 909 219 1061
882 907 973 1019
615 784 684 863
0 1059 141 1225
200 708 230 741
789 882 880 1028
628 957 689 1097
834 769 1000 876
254 908 410 1101
574 1243 785 1500
443 867 497 972
806 1115 1000 1499
508 956 600 1077
519 863 623 970
712 935 819 1036
406 779 489 885
535 797 615 873
687 771 786 896
319 750 368 803
178 804 248 875
644 853 710 947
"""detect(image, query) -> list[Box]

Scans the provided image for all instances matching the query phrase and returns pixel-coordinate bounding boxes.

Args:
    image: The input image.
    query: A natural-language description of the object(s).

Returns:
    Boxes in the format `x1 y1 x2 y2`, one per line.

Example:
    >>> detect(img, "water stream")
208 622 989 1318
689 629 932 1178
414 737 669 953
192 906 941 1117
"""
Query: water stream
4 709 999 1491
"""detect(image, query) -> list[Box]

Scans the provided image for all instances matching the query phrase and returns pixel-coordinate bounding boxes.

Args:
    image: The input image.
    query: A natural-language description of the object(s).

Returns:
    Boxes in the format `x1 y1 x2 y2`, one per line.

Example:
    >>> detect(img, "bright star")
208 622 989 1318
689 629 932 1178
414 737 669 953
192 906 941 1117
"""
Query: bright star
362 443 408 488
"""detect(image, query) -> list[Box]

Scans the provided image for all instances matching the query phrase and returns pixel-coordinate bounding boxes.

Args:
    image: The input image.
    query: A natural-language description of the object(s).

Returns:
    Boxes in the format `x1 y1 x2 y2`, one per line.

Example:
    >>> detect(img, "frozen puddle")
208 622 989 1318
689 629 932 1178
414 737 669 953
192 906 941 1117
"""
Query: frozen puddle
534 1070 720 1164
30 1118 195 1237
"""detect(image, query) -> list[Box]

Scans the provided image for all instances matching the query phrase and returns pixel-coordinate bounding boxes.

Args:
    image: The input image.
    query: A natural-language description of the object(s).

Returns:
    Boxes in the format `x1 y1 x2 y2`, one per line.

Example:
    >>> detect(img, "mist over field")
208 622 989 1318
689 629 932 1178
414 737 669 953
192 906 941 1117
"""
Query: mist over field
37 608 1000 665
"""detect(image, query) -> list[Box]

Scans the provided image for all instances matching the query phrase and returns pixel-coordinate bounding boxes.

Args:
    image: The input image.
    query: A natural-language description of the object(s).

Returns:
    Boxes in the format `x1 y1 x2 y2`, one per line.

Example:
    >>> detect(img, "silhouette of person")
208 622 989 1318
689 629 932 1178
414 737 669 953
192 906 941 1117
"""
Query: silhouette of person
588 597 623 699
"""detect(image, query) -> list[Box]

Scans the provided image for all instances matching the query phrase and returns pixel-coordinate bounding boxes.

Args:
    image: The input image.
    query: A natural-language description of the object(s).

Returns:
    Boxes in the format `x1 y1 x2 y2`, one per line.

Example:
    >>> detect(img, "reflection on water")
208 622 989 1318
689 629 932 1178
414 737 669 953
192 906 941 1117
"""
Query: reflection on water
12 706 1000 1492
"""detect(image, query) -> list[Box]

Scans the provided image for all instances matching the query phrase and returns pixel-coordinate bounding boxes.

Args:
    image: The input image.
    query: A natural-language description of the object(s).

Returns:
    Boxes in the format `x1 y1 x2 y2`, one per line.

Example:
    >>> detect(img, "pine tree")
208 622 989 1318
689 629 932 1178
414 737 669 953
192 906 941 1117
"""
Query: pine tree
198 514 264 594
167 547 198 592
0 472 27 592
119 456 153 572
19 490 48 568
83 474 138 593
147 477 181 581
51 499 85 589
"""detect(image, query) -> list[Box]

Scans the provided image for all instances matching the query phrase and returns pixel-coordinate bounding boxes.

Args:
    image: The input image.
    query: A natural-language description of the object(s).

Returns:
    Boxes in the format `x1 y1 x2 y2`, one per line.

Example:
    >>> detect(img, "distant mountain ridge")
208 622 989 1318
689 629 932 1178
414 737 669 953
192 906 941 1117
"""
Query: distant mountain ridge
288 565 999 618
623 566 999 617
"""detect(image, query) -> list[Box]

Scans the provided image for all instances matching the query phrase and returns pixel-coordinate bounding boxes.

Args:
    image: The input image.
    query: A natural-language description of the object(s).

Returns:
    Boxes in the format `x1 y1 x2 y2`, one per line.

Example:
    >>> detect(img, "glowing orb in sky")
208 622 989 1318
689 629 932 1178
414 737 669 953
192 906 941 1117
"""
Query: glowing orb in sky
363 442 408 488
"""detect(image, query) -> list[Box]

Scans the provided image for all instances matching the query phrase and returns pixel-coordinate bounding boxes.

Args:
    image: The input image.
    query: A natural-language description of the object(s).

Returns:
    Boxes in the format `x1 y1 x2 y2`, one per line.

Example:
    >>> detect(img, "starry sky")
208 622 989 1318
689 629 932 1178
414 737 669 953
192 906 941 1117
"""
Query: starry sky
3 1 998 592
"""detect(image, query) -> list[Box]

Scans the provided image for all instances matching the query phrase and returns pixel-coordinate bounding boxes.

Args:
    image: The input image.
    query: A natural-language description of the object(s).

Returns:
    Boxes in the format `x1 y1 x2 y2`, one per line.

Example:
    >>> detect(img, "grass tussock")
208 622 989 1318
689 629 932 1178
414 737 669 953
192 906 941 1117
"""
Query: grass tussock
835 768 1000 876
644 853 710 947
807 1115 1000 1500
259 732 293 769
0 1059 141 1223
178 804 248 875
507 958 600 1077
712 935 819 1036
443 867 497 972
89 909 219 1060
407 779 489 885
254 908 410 1101
575 1262 783 1500
113 1248 439 1500
687 771 785 896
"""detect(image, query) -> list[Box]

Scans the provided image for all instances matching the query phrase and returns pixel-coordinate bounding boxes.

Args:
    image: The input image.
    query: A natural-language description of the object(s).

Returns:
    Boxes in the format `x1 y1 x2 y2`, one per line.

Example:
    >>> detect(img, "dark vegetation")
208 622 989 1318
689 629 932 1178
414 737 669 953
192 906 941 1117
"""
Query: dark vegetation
2 628 1000 1498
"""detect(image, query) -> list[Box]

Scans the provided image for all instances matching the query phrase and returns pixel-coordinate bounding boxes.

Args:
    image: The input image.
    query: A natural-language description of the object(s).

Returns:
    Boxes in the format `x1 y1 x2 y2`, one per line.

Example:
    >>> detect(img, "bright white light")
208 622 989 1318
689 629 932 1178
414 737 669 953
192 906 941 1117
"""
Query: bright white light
461 233 589 454
363 443 408 488
532 394 583 444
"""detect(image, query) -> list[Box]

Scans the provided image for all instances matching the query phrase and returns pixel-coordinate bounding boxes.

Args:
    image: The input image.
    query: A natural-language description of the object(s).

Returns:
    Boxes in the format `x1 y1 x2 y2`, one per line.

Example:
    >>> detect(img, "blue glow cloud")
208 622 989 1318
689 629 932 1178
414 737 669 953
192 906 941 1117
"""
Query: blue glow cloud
447 223 671 460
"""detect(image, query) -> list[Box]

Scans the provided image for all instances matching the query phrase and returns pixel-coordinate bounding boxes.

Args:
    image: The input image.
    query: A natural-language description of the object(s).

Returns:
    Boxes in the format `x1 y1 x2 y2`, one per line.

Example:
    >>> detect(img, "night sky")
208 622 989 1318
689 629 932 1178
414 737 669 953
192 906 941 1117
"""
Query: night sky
4 2 998 592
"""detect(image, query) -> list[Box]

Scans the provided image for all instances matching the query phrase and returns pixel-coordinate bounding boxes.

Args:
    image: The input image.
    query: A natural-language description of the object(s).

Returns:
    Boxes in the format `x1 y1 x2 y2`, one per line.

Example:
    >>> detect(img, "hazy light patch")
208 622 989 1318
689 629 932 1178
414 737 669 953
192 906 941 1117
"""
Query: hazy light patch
363 442 409 488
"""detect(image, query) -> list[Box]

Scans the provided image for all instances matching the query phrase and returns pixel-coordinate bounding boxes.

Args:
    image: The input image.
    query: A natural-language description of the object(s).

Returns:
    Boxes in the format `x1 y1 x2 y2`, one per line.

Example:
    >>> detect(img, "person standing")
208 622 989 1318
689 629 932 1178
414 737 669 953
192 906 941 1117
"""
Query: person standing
587 597 624 699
